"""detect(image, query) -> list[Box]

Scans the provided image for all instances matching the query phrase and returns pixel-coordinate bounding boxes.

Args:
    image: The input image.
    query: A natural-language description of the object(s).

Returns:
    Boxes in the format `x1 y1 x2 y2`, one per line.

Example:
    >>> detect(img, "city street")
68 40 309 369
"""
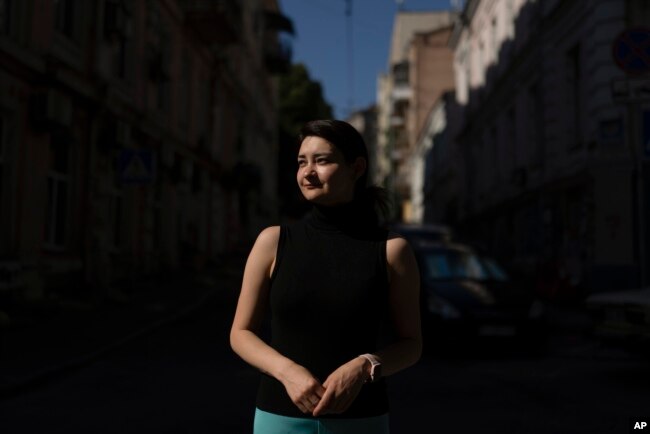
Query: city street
1 274 648 434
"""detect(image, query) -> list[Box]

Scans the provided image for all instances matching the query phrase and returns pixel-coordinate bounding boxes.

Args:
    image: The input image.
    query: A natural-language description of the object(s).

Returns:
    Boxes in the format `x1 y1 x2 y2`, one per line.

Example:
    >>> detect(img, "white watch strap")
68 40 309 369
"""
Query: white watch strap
359 353 380 382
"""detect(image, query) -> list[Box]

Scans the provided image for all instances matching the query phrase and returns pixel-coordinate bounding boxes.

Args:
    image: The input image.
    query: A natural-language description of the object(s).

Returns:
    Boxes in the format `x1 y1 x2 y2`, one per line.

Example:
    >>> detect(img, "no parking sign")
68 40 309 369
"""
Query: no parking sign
612 28 650 76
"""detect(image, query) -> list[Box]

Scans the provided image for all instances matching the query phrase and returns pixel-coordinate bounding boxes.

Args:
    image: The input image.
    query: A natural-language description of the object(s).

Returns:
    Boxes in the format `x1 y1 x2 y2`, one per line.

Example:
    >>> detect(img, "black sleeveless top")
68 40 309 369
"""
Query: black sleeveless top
255 202 391 418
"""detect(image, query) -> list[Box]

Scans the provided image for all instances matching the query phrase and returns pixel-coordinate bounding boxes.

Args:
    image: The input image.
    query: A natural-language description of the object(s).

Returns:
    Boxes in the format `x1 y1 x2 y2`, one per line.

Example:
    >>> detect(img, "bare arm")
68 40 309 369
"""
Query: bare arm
313 234 422 416
373 234 423 375
230 226 325 414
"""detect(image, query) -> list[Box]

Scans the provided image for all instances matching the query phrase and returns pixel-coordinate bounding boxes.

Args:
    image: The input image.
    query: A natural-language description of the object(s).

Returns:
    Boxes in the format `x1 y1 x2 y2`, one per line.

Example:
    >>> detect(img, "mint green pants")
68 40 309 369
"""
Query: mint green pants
254 408 390 434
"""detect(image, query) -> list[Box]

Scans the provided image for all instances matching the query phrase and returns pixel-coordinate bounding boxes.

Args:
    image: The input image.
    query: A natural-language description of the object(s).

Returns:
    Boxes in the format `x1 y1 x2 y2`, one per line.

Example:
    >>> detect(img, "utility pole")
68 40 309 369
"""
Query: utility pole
345 0 354 118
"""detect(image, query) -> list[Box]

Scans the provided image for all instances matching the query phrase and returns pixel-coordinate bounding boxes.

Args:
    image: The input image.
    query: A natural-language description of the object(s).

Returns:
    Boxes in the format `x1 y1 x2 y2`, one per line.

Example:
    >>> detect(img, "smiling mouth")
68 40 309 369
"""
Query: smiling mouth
304 184 322 189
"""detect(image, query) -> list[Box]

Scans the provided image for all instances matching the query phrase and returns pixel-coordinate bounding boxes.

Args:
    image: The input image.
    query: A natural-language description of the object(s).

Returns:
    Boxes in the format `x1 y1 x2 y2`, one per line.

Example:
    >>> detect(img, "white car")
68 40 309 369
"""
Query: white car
586 288 650 344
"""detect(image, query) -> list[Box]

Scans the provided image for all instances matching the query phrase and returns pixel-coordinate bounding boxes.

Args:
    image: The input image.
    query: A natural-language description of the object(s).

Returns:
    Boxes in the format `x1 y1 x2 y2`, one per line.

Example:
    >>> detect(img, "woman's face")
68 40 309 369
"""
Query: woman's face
296 136 364 206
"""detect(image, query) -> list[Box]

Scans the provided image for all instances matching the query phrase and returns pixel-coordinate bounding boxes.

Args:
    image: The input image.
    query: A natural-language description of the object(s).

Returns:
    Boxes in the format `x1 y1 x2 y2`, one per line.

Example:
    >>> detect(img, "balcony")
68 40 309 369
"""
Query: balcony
181 0 241 45
391 83 412 102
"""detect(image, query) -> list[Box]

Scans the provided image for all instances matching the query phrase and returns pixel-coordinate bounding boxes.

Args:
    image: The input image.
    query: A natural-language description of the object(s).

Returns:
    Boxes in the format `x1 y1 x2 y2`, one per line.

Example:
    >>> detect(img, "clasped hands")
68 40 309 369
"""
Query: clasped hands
281 357 370 416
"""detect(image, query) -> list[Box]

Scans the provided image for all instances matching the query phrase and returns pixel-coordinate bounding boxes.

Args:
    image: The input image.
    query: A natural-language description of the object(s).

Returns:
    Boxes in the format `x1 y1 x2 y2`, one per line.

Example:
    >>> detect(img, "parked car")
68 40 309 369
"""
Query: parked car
586 288 650 349
411 239 546 347
391 223 453 243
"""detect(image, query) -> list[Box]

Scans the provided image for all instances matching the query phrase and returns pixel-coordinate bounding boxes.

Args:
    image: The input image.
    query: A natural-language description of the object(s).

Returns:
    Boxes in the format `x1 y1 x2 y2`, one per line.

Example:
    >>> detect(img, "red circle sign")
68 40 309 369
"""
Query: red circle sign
612 27 650 75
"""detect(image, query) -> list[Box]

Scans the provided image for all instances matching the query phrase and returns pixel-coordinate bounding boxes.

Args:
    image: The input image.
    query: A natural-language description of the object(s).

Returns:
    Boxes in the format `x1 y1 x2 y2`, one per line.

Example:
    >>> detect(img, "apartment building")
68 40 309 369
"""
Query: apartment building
377 10 455 222
436 0 650 294
0 0 292 302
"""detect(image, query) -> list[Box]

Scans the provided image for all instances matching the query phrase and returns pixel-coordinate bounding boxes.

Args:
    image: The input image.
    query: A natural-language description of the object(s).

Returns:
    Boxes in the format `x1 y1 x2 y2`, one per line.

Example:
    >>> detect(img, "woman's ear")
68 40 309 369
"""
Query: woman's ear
352 157 367 181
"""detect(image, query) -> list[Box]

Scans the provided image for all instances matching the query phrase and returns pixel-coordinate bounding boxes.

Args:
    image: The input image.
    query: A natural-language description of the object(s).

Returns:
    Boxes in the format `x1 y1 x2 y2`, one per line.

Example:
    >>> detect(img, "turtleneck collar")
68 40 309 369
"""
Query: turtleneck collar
307 200 377 234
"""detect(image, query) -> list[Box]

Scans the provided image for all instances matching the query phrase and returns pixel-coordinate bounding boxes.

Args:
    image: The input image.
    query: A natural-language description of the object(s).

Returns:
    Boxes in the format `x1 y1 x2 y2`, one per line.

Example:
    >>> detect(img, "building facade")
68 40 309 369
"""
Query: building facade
0 0 292 302
377 10 455 222
435 0 650 296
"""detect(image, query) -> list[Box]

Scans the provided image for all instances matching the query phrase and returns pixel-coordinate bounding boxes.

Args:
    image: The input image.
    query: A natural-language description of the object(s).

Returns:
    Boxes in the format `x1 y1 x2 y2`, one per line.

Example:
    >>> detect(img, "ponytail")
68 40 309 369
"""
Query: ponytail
356 185 392 227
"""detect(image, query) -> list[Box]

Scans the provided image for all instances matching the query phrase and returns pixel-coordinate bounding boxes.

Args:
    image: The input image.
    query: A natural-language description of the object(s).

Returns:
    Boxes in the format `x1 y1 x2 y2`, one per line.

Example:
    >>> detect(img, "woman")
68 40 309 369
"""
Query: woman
230 120 422 434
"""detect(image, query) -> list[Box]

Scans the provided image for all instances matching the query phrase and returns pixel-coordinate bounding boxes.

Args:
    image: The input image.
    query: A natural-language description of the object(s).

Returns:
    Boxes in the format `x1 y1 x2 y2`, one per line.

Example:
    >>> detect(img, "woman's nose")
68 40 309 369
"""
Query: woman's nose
303 163 316 177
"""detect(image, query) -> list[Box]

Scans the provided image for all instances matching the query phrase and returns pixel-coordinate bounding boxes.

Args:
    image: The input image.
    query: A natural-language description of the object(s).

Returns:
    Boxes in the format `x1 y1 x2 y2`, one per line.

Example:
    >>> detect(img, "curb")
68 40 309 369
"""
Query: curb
0 287 218 400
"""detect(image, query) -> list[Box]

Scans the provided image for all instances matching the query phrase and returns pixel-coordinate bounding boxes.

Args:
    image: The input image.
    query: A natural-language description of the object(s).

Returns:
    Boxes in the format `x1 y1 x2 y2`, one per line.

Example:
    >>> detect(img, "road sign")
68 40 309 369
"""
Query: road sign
611 77 650 102
117 149 155 184
612 28 650 75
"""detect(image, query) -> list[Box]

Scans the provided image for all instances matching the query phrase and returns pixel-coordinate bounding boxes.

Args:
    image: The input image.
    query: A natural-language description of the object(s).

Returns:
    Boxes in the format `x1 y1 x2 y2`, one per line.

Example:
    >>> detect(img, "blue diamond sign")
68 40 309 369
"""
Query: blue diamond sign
612 28 650 76
118 149 155 184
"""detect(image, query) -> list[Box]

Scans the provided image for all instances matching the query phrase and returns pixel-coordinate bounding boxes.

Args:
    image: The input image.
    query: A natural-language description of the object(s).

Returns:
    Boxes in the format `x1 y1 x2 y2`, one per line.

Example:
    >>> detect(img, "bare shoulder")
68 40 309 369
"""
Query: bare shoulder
246 226 281 277
256 225 281 248
249 226 281 261
386 232 411 259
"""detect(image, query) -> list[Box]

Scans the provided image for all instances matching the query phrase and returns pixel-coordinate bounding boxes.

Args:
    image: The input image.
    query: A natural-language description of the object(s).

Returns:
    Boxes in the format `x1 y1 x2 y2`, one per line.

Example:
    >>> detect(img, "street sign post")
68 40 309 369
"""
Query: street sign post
641 109 650 159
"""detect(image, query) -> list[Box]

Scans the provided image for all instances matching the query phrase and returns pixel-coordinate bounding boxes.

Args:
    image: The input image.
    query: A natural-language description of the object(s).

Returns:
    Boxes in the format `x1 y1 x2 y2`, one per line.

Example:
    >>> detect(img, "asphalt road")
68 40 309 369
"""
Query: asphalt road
0 286 648 434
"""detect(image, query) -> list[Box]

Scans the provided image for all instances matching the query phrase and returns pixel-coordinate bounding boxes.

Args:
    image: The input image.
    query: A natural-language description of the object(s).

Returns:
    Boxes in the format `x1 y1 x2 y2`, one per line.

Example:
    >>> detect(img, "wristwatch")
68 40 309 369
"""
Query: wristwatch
359 353 382 383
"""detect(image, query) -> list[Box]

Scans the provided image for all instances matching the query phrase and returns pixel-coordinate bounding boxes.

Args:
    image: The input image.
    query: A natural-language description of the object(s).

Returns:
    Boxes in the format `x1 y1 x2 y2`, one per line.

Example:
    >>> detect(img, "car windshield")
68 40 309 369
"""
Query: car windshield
422 250 508 282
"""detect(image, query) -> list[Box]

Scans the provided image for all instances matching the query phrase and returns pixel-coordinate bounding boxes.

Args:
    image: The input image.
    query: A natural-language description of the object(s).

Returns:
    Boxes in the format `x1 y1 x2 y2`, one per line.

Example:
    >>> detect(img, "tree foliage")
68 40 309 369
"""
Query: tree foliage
279 63 333 138
277 63 333 218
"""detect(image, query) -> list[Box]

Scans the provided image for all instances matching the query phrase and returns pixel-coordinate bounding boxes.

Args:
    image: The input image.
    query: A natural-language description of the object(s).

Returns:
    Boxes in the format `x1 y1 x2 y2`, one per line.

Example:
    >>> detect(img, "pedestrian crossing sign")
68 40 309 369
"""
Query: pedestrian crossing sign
118 149 155 184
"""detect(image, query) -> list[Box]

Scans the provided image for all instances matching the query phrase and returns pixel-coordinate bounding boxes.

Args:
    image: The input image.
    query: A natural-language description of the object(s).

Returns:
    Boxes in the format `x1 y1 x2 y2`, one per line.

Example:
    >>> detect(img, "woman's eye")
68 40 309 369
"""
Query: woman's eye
317 159 329 164
297 160 306 166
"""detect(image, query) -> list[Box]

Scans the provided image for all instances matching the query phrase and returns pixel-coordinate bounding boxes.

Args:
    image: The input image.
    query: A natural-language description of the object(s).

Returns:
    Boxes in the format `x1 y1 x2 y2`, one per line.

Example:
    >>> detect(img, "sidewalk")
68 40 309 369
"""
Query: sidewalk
0 258 245 399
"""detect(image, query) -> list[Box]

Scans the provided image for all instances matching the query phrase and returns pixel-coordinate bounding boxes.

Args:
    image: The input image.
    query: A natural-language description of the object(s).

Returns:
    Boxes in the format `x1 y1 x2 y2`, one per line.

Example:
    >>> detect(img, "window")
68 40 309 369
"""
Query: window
506 106 517 176
490 17 498 62
179 53 191 129
566 44 582 149
145 1 170 112
198 75 211 149
147 36 170 111
109 191 122 248
0 116 5 220
490 125 499 184
45 136 70 248
506 0 515 38
105 0 134 80
0 0 11 36
55 0 77 40
393 61 409 86
108 160 123 249
422 250 490 281
151 178 162 250
527 82 545 167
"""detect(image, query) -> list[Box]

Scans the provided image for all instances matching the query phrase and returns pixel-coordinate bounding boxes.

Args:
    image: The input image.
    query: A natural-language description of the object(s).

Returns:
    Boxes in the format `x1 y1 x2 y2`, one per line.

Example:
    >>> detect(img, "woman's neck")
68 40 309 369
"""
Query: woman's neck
308 200 376 233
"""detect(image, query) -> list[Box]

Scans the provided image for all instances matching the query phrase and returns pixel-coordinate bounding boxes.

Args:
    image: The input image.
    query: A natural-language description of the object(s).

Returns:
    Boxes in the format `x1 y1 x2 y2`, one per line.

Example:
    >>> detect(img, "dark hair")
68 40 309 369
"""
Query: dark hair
298 119 390 223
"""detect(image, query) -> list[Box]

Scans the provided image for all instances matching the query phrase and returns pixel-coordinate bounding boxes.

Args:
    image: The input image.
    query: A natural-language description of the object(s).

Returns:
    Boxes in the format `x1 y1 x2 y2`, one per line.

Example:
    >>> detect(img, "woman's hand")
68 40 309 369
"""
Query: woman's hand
312 357 369 416
280 362 326 414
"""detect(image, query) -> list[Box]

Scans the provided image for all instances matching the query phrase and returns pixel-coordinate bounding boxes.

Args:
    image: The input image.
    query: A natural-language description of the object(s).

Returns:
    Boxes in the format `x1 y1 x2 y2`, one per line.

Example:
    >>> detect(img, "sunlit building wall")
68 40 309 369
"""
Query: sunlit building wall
378 10 455 222
444 0 650 293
